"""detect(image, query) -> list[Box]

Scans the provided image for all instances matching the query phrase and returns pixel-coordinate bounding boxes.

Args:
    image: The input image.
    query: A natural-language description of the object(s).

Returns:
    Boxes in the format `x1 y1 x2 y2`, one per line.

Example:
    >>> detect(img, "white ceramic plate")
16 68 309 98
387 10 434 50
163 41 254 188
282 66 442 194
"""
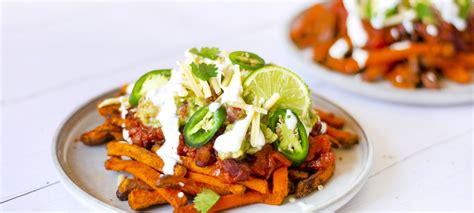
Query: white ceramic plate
285 6 474 106
52 88 372 212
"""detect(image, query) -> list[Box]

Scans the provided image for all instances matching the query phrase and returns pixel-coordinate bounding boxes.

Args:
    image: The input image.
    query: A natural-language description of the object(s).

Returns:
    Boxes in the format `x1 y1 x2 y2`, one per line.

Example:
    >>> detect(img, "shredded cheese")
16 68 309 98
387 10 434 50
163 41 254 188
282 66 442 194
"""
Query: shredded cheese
227 101 267 115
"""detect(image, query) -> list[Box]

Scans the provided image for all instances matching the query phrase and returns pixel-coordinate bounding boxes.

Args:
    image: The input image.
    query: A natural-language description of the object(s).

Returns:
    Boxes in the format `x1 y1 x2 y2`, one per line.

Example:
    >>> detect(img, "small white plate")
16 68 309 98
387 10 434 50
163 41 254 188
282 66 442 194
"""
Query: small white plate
52 88 373 212
284 7 474 106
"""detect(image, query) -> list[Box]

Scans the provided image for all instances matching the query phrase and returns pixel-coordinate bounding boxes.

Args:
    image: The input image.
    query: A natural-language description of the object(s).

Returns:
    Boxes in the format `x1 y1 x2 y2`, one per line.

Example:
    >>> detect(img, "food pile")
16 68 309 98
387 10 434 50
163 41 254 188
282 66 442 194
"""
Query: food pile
291 0 473 89
80 47 358 212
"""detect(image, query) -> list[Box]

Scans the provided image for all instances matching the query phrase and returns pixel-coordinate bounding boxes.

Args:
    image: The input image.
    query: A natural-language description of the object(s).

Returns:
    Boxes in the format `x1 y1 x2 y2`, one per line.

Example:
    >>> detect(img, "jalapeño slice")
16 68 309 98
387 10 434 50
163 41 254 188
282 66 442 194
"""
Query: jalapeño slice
129 69 171 107
184 105 226 147
229 51 265 70
269 108 309 166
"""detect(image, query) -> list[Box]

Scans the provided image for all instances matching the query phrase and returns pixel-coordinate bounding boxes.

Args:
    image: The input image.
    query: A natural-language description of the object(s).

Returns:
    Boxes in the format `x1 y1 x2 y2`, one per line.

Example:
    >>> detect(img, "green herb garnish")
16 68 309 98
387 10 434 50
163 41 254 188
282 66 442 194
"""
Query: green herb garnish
190 47 220 60
193 189 220 213
190 62 218 81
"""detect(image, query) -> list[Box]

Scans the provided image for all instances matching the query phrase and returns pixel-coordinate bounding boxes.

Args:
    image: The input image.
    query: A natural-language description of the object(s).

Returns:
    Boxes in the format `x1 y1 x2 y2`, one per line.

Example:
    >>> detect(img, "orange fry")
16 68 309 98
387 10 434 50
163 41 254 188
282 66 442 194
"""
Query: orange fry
104 157 187 208
187 172 246 195
181 157 269 194
156 175 231 195
209 191 267 213
264 167 289 205
315 109 345 129
240 177 269 194
128 189 167 210
107 142 186 177
366 43 454 66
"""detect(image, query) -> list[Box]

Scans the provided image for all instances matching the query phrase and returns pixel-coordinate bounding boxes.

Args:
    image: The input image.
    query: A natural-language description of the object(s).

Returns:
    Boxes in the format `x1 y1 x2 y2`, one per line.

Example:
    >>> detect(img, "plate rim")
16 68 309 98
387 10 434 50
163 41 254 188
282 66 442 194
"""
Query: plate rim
51 87 373 212
284 6 474 106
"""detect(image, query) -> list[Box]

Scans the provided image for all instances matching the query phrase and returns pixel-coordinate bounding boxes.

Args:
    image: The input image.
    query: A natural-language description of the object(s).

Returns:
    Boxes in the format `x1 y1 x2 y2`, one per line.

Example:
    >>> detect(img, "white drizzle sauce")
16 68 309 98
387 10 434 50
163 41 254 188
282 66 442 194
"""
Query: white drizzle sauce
320 122 327 134
351 48 368 68
285 110 298 130
402 19 414 34
432 0 467 31
220 65 245 104
343 0 368 47
126 83 135 95
177 192 184 198
328 38 349 59
390 41 411 50
426 24 438 36
213 109 254 159
209 102 221 112
370 0 400 29
390 28 400 39
122 129 132 143
146 68 187 175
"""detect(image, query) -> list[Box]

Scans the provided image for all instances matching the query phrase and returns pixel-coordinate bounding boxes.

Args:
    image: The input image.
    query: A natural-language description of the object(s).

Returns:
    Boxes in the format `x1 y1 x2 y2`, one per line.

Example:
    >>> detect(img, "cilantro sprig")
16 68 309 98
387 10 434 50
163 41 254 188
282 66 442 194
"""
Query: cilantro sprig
190 47 220 60
190 62 218 81
193 188 220 213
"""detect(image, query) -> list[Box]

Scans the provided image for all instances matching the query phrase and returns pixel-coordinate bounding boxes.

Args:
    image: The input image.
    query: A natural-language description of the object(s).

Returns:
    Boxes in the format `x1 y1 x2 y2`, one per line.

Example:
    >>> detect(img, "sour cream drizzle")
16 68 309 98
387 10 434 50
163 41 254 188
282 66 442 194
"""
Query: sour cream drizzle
329 38 349 59
213 64 254 158
343 0 368 47
285 110 298 130
370 0 400 29
146 68 187 175
352 48 368 68
213 109 254 158
432 0 467 31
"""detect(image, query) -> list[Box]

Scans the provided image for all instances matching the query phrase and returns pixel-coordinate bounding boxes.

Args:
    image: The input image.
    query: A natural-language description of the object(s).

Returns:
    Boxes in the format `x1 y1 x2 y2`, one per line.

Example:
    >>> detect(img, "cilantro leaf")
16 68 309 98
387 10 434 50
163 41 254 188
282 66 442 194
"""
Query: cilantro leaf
190 47 220 60
193 189 220 213
190 62 218 81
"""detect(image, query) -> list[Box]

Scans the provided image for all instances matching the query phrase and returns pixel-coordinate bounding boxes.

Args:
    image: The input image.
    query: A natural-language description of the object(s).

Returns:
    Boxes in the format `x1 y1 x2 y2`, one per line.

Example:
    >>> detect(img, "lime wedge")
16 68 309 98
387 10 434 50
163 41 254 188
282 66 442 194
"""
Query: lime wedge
243 65 311 117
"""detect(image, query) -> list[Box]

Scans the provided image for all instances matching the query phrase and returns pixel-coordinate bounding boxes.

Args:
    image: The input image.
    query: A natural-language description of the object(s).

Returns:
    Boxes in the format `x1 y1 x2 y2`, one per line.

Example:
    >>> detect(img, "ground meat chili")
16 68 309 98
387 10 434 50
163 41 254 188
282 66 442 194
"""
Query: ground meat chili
125 114 164 149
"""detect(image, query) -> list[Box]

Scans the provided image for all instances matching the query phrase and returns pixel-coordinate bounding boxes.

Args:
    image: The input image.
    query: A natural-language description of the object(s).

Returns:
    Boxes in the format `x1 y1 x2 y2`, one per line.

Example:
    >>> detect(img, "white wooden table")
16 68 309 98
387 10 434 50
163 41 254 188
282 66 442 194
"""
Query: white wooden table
1 1 472 211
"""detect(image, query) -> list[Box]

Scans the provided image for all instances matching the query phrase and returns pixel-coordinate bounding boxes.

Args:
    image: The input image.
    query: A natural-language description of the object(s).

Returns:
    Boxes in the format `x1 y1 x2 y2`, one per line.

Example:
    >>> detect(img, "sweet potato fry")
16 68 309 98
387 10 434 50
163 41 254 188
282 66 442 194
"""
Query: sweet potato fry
457 53 474 69
80 121 121 146
156 175 231 195
361 65 391 82
181 156 216 176
264 167 289 205
128 189 167 210
174 204 198 213
187 172 246 195
441 66 472 83
290 4 336 48
295 163 335 198
366 43 454 66
315 109 345 129
312 39 335 62
239 177 269 194
97 104 120 118
385 63 419 89
326 126 359 148
117 177 152 201
325 57 360 74
107 142 186 177
288 169 309 181
104 157 187 208
181 157 269 194
209 190 267 213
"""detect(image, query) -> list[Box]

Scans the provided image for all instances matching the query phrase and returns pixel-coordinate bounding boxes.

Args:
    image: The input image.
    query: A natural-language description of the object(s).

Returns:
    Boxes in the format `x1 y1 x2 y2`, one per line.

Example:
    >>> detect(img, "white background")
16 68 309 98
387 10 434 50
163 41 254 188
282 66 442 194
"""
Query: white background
1 1 473 211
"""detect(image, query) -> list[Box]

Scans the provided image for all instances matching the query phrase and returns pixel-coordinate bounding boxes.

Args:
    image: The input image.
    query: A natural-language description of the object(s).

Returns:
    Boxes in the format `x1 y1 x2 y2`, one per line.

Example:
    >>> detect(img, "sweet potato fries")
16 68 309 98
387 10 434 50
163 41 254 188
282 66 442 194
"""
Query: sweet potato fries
290 1 473 89
79 87 358 212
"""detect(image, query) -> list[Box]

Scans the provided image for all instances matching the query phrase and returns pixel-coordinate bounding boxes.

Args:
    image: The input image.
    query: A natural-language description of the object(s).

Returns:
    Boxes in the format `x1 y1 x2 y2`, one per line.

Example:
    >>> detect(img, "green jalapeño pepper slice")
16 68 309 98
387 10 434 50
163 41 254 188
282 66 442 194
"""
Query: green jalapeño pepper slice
129 69 171 107
269 108 309 166
184 104 226 147
229 51 265 70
